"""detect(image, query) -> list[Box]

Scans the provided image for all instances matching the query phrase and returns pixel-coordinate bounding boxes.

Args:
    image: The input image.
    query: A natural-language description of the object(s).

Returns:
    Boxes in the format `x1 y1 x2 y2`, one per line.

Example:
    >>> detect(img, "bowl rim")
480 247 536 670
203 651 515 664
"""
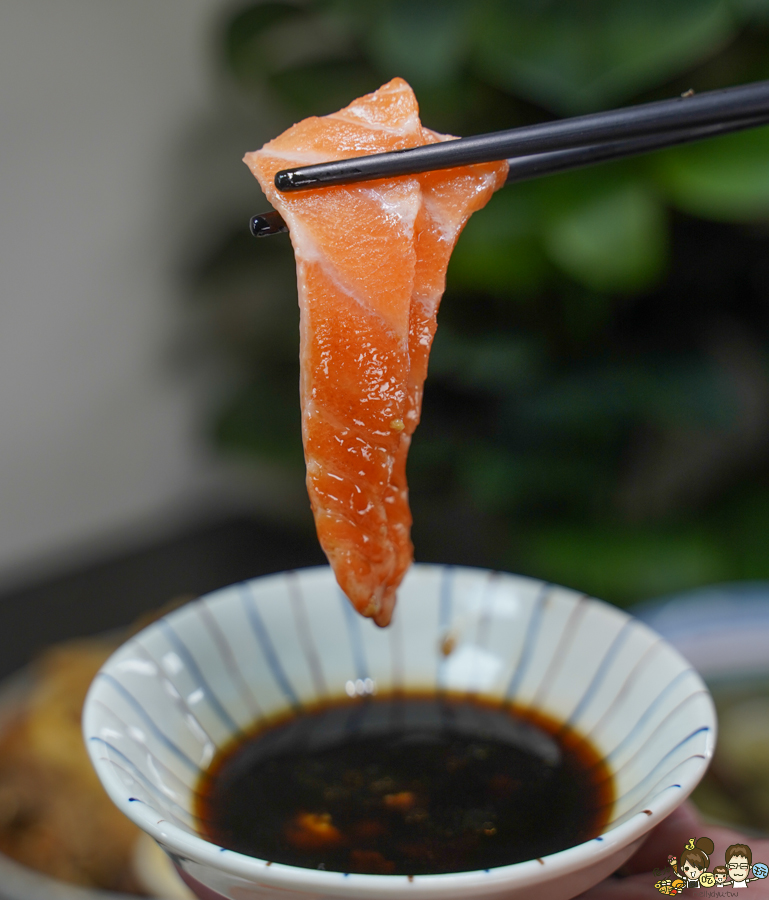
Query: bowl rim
83 563 717 896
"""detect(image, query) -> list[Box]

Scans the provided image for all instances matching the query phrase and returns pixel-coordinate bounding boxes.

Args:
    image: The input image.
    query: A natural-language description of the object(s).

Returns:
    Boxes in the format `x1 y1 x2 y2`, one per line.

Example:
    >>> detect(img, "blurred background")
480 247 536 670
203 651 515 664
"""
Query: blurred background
196 0 769 605
4 0 769 617
2 0 769 893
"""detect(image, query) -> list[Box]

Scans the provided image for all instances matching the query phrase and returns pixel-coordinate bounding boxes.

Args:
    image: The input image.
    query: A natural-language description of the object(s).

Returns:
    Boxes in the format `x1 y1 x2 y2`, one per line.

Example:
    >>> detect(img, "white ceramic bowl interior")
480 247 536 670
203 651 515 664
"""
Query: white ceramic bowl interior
83 565 716 900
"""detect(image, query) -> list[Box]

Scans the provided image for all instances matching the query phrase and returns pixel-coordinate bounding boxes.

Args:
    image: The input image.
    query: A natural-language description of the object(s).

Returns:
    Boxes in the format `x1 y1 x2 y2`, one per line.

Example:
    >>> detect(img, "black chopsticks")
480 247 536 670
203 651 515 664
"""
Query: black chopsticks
501 111 769 185
251 79 769 236
274 79 769 190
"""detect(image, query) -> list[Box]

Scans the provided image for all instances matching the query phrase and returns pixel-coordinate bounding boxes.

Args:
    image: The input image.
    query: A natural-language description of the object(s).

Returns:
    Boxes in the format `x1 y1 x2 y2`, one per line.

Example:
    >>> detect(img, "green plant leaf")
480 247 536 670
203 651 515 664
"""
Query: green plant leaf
719 486 769 578
364 0 472 88
269 60 379 117
447 187 549 295
519 358 737 433
458 445 611 515
225 2 306 87
226 1 360 93
541 182 668 292
731 0 769 23
214 374 304 467
651 124 769 220
518 523 731 603
474 0 737 113
428 327 547 394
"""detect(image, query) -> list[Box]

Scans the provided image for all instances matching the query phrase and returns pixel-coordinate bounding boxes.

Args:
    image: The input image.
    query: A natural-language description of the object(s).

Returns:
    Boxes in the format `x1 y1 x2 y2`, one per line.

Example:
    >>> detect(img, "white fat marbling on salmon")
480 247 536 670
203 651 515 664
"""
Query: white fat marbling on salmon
276 192 419 341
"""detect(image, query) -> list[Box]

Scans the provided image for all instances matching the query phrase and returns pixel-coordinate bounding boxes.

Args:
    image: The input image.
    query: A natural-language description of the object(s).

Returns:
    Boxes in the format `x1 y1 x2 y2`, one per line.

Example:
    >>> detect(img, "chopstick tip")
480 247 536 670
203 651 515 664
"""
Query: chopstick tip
250 211 288 237
275 169 319 191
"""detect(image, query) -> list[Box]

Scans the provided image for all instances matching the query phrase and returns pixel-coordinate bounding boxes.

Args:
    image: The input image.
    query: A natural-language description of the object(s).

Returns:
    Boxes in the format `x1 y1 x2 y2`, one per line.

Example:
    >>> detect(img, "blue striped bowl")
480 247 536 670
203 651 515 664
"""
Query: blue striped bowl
83 564 716 900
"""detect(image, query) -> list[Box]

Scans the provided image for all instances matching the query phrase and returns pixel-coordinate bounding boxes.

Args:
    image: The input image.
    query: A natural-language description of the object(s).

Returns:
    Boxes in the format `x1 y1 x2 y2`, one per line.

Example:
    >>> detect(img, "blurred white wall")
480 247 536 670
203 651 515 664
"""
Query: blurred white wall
0 0 260 580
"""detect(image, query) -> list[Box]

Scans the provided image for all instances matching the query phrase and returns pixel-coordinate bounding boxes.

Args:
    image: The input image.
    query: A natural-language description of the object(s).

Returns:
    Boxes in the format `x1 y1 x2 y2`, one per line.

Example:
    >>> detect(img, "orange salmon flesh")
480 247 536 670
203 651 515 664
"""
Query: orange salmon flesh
244 78 507 626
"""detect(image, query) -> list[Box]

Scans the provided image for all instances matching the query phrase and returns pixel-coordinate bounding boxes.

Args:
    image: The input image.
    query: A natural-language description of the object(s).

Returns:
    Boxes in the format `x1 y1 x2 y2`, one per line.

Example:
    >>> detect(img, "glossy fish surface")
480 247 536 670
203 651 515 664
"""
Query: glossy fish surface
244 79 507 625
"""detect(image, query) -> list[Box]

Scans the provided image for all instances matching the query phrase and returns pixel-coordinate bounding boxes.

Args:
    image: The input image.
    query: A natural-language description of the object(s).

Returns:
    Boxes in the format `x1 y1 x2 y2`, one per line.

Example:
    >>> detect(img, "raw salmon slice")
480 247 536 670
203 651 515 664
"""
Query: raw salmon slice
244 78 507 626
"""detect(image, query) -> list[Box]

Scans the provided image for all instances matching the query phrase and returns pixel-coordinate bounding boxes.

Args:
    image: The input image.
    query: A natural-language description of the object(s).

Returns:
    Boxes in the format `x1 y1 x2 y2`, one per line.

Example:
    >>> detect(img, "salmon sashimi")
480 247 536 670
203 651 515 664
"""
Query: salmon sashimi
244 78 507 626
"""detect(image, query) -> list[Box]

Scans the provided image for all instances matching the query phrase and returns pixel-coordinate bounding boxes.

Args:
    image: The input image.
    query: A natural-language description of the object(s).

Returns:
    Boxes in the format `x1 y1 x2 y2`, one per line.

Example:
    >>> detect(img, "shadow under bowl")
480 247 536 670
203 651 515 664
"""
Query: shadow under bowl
83 564 716 900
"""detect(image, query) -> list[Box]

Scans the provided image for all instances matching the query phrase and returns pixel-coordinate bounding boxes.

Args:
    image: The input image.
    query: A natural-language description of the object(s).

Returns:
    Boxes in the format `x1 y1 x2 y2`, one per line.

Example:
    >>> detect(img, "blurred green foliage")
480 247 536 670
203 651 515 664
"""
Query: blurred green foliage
197 0 769 605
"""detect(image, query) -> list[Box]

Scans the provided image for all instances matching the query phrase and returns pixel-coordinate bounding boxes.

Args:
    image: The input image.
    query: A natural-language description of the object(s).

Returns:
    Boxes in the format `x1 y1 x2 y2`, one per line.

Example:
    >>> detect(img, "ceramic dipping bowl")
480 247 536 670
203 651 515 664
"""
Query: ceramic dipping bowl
83 564 716 900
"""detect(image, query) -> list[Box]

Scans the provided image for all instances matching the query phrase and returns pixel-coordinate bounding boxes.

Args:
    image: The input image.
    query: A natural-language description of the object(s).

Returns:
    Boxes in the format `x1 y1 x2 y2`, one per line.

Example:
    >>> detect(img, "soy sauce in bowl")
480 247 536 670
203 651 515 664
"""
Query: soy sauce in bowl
196 693 613 876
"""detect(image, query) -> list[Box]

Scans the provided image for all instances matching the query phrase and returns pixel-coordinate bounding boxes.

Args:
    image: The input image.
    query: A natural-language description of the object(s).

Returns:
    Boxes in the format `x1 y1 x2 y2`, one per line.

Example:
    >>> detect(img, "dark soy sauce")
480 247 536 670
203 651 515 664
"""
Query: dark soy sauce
196 694 613 876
